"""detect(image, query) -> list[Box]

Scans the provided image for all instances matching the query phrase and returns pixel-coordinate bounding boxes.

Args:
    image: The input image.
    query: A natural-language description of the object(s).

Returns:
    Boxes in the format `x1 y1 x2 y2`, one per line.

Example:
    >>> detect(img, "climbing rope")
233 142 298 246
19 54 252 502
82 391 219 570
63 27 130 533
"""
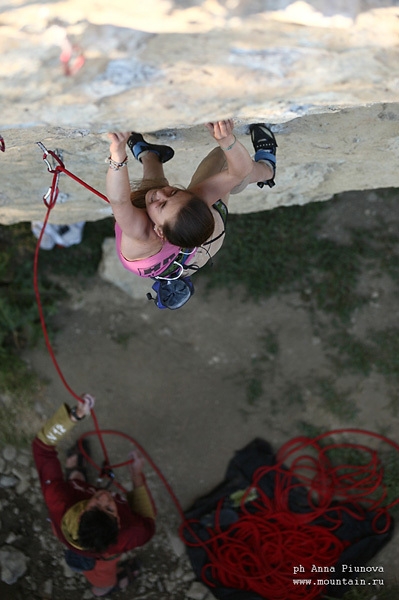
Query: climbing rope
36 142 109 207
35 144 399 600
181 430 399 599
34 143 181 499
35 143 118 485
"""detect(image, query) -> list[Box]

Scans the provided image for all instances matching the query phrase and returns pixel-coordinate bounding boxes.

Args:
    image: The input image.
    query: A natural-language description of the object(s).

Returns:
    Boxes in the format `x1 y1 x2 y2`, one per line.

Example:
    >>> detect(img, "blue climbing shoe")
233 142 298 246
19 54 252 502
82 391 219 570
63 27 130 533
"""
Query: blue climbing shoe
127 132 174 163
249 123 277 188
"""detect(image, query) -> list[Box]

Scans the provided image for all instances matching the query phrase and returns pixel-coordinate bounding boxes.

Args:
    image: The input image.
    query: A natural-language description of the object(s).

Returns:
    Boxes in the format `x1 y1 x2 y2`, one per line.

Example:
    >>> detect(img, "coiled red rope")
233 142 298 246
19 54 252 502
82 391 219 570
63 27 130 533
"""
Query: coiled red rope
182 431 399 599
35 144 399 600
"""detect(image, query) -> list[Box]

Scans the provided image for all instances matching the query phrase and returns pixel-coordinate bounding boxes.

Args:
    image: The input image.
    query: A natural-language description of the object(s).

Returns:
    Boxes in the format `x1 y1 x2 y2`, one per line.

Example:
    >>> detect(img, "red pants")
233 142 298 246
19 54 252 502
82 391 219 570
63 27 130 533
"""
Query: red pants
83 555 120 590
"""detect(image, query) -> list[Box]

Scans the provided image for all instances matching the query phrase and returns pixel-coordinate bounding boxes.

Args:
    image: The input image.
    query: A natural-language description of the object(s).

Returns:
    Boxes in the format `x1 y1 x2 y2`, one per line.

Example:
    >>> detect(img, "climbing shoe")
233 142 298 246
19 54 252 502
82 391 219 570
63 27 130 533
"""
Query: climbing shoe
249 123 277 188
127 132 174 163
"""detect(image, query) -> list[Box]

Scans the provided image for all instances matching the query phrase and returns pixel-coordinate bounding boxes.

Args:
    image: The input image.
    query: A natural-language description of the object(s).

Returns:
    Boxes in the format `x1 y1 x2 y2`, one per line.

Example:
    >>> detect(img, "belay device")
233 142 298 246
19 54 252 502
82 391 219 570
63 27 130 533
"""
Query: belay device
147 276 195 310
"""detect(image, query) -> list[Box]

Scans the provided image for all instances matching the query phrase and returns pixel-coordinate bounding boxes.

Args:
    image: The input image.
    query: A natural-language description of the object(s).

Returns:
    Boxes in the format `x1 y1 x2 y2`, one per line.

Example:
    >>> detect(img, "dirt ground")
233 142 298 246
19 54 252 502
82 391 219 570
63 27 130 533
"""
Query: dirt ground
5 188 398 599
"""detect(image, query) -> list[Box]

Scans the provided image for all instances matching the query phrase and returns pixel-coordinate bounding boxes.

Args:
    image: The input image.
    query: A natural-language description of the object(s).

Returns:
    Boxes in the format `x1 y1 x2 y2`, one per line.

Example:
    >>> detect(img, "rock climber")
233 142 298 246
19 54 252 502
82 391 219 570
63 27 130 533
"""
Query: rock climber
32 394 155 597
106 120 277 280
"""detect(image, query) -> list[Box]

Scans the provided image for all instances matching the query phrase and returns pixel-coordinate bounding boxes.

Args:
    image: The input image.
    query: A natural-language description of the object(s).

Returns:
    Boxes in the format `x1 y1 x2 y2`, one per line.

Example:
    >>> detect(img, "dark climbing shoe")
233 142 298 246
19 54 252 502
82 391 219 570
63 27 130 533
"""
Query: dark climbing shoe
127 132 174 163
249 123 277 188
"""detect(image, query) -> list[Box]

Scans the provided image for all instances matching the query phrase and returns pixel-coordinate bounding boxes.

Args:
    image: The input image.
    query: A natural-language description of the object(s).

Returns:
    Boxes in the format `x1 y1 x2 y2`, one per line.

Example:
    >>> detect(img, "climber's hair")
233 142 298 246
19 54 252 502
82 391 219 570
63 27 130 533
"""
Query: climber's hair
78 508 119 553
130 181 214 248
162 196 214 247
130 180 168 209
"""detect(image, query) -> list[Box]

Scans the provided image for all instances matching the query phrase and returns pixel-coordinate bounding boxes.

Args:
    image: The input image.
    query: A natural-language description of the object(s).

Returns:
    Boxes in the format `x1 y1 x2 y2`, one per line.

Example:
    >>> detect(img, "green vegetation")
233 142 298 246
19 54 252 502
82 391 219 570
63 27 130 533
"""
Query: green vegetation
326 581 399 599
238 328 279 405
0 363 44 446
38 218 114 277
0 222 62 372
379 449 399 508
201 191 399 423
296 421 325 439
200 200 368 321
372 328 399 378
314 377 359 421
0 219 114 444
281 382 305 407
329 328 399 379
201 193 399 324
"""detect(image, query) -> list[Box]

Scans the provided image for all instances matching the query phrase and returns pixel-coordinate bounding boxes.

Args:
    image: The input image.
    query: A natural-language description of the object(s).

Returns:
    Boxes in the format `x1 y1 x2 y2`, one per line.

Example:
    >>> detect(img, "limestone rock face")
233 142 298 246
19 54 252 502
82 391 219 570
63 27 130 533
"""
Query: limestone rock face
1 1 399 224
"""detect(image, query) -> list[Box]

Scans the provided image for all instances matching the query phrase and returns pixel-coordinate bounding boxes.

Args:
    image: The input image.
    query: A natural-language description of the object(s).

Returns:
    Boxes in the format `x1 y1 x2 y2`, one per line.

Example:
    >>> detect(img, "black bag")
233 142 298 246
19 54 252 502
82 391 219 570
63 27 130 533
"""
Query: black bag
147 276 194 310
183 438 394 600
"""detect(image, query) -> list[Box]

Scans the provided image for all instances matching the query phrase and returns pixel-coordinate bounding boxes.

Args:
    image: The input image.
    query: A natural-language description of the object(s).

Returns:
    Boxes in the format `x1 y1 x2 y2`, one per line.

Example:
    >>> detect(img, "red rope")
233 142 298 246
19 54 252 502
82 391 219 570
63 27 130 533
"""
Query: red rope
33 206 111 467
34 144 110 465
35 144 399 600
34 144 185 509
181 430 399 599
37 144 109 206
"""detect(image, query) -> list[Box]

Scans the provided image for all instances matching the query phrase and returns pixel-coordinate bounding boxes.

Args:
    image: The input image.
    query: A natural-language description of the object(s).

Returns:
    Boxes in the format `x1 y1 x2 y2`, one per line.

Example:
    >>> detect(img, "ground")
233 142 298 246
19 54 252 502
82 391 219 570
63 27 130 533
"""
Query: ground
1 188 399 599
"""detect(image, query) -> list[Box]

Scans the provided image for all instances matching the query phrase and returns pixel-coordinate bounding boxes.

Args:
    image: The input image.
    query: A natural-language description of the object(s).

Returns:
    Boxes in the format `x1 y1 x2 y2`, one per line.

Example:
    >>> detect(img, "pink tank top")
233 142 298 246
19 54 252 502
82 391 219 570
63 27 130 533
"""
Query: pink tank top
115 223 193 278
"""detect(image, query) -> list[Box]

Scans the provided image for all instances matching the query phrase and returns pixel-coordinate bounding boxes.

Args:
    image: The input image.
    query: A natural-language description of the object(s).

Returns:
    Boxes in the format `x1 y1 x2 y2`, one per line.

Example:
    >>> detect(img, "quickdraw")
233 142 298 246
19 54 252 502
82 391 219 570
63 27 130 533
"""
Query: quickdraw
36 141 109 208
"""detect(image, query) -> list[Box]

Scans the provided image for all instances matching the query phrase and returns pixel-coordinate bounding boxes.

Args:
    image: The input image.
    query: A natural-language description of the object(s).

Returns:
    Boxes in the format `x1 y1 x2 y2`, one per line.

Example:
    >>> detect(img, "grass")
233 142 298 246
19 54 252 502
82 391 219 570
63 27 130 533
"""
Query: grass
0 353 46 446
379 449 399 508
296 421 326 438
38 217 114 277
313 377 359 421
325 581 399 599
200 200 368 321
246 372 264 406
0 225 64 348
328 331 373 376
0 219 114 446
372 329 399 378
238 328 280 406
283 382 305 406
327 328 399 393
201 189 399 420
201 191 399 324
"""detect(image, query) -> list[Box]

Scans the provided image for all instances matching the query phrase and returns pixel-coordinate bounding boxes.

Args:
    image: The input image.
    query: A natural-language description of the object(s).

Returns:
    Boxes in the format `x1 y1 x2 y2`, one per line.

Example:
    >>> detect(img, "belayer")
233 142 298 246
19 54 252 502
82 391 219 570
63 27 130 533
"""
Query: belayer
106 120 277 308
32 394 155 597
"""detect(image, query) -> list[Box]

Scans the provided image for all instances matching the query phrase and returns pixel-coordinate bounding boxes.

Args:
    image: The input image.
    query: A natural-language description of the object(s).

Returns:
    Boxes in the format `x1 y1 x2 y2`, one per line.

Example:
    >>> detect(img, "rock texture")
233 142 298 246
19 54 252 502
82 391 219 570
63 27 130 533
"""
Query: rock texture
1 1 399 224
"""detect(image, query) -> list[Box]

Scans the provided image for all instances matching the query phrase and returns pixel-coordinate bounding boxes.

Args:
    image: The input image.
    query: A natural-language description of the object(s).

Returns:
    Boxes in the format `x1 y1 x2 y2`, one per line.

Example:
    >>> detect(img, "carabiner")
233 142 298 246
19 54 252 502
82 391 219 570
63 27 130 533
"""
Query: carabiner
97 461 115 490
36 141 53 172
42 171 60 208
155 261 185 281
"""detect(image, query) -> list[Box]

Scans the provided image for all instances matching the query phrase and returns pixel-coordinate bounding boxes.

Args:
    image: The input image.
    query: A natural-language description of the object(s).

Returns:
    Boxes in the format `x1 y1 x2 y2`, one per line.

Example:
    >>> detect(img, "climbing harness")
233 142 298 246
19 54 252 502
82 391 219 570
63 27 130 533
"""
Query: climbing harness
37 141 195 310
146 200 227 310
146 248 197 310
